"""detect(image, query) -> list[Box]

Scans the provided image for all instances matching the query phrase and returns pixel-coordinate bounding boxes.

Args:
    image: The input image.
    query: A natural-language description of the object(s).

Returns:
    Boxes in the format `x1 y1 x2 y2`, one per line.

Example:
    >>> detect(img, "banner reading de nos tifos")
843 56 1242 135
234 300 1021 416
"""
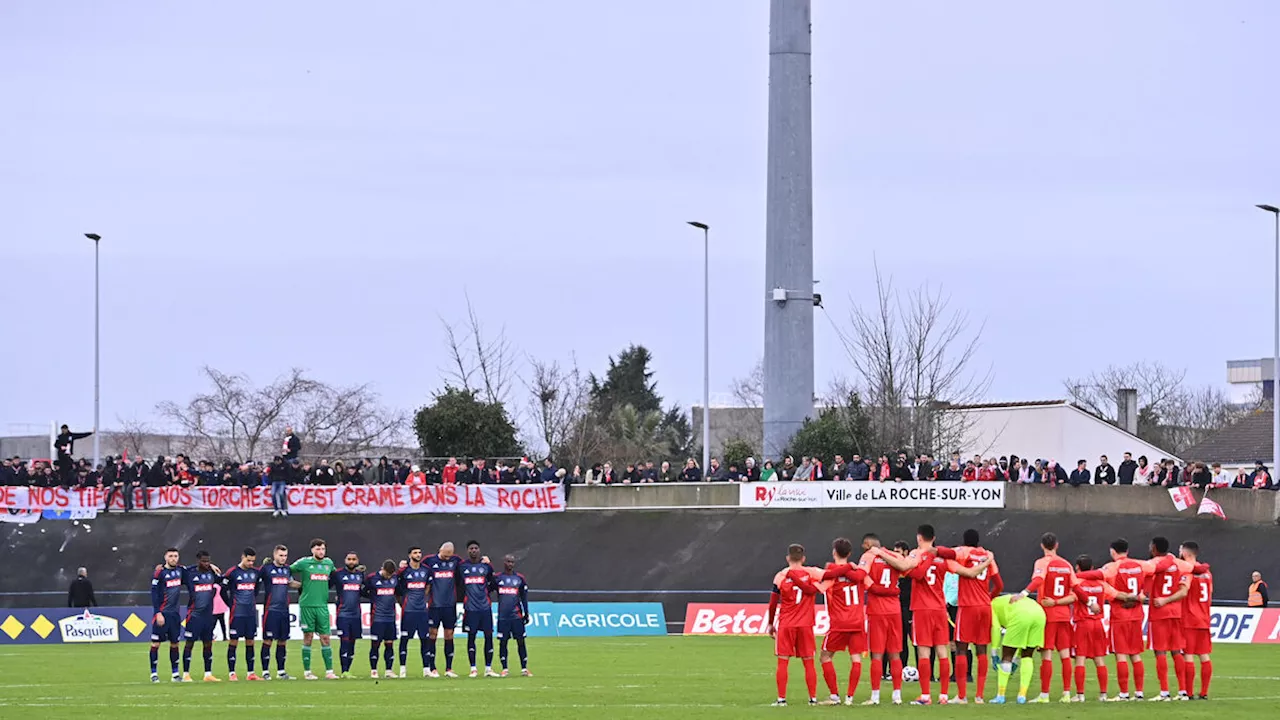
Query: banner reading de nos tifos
0 484 565 515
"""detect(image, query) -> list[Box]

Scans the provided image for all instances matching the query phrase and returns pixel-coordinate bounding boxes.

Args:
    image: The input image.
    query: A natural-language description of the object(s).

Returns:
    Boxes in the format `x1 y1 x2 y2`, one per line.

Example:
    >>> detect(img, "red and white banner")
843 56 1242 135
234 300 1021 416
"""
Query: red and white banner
1168 486 1195 512
0 484 565 515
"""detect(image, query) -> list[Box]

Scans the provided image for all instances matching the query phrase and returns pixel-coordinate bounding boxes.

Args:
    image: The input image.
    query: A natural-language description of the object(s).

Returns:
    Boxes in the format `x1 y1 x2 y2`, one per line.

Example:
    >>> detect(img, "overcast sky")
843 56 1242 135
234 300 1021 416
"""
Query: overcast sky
3 1 1278 436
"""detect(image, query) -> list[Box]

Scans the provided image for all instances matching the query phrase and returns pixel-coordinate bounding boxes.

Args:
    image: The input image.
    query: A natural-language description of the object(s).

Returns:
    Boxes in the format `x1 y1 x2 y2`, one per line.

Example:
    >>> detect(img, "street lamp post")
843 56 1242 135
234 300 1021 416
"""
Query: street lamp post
687 221 711 479
85 233 101 469
1258 205 1280 473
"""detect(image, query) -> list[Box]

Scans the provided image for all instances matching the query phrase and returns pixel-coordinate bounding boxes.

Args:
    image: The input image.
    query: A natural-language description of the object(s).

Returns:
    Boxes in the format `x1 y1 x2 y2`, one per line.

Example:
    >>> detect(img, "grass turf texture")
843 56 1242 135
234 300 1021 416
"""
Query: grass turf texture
0 638 1276 719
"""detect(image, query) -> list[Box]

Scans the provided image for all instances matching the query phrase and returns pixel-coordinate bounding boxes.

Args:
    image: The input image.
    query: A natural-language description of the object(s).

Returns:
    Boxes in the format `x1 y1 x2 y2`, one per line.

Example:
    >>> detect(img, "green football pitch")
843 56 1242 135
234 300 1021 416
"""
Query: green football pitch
0 637 1276 719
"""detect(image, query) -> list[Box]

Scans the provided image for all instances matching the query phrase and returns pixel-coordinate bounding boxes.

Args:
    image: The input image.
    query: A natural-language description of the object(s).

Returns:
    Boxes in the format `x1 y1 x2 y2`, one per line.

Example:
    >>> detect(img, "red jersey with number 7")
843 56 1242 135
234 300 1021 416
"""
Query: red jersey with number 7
820 563 870 631
858 550 901 617
1026 555 1076 622
773 567 824 629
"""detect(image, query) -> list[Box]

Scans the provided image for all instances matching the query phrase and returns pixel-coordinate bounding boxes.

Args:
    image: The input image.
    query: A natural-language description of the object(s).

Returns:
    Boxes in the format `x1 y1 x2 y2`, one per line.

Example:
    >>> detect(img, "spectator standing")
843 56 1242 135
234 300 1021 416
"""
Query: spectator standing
741 458 760 482
793 457 813 481
282 426 301 462
55 424 93 484
442 458 458 485
829 455 846 481
67 567 96 608
540 458 559 484
1208 463 1231 488
599 462 618 484
1069 460 1091 486
760 460 776 481
641 461 658 483
311 460 334 485
706 458 726 482
1187 462 1211 489
1133 456 1154 486
457 460 475 484
361 459 379 486
679 459 700 483
658 461 675 483
777 456 796 481
268 456 290 517
499 462 518 484
846 455 869 481
405 464 427 485
1249 572 1269 607
1249 462 1273 490
1095 456 1116 485
1117 452 1137 485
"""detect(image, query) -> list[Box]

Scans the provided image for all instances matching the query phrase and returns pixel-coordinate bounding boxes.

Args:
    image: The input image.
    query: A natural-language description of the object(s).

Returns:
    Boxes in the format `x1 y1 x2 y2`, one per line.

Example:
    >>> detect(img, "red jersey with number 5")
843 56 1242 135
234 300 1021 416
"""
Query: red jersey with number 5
821 563 869 631
1027 555 1076 622
1183 565 1213 629
858 550 901 617
773 567 824 629
1101 558 1151 623
908 549 948 612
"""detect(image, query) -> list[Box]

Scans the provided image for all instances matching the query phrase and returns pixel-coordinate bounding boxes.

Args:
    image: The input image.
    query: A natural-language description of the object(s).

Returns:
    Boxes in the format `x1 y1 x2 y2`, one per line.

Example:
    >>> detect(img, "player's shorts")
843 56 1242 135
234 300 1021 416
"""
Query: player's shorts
912 609 950 648
262 608 290 641
335 616 362 640
496 617 526 640
298 606 331 635
1042 620 1074 652
1183 628 1212 656
428 605 458 630
1148 618 1184 652
1001 613 1046 650
1109 620 1143 656
401 612 430 639
774 626 817 658
370 620 397 642
150 612 182 644
955 605 993 645
868 614 904 654
822 630 867 654
1073 621 1108 659
464 610 494 634
229 616 258 640
183 612 215 642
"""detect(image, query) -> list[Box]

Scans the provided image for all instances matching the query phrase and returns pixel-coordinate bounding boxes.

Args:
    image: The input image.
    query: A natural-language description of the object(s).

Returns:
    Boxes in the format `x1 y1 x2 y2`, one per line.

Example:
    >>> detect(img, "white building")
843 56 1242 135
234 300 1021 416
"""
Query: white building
947 400 1180 465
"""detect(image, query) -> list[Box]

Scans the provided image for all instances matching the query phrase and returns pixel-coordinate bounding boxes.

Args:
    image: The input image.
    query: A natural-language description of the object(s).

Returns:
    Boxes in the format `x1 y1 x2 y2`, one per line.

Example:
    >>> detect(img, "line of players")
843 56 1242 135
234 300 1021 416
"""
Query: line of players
766 525 1213 706
147 538 532 683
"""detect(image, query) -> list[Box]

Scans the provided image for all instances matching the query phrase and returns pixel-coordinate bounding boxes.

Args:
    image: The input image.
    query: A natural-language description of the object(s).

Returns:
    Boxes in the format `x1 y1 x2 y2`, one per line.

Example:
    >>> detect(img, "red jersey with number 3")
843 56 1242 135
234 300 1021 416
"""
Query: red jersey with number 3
859 550 901 616
1183 565 1213 629
821 563 869 631
1101 558 1151 623
773 567 824 628
908 549 948 612
1145 556 1192 621
1027 555 1076 622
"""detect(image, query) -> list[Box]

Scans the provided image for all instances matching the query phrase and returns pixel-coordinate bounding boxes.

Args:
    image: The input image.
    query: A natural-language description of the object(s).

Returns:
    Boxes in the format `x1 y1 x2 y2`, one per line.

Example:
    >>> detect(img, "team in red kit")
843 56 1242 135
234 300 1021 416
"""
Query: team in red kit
764 527 1215 706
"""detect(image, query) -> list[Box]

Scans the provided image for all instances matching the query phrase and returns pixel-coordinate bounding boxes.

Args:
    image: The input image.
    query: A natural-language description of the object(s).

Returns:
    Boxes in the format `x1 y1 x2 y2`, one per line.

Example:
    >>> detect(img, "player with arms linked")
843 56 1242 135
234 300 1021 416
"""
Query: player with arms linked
148 547 187 682
424 541 463 677
495 554 532 677
766 543 825 706
815 537 871 706
460 540 501 678
181 550 222 682
365 560 400 679
396 546 433 677
1180 541 1214 699
331 551 366 678
221 547 263 681
259 545 294 680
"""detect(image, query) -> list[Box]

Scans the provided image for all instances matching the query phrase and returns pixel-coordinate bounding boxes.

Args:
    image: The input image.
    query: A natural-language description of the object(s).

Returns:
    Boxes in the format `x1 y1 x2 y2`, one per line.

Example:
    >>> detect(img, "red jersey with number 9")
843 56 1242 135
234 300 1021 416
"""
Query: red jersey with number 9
773 567 825 628
908 549 948 612
821 563 869 631
858 550 901 616
1028 555 1076 622
1101 558 1150 623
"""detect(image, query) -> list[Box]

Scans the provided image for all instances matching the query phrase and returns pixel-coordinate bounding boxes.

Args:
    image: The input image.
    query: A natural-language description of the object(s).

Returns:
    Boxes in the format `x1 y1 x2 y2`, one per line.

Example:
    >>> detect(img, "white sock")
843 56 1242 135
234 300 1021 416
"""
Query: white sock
871 690 881 702
892 689 902 701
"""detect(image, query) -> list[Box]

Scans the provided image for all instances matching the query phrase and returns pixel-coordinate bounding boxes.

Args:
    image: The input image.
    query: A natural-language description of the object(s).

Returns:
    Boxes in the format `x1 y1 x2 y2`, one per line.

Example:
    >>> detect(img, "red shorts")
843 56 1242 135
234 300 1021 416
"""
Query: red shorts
775 627 816 658
1073 621 1108 659
823 630 868 654
1110 620 1144 656
912 609 950 648
1148 618 1184 652
1042 620 1074 651
1183 628 1212 656
954 605 992 645
868 614 903 654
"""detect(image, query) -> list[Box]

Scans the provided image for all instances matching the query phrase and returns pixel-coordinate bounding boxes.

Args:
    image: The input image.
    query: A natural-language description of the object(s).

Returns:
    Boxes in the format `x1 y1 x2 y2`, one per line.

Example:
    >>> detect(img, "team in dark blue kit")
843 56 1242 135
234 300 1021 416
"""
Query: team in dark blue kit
143 539 534 681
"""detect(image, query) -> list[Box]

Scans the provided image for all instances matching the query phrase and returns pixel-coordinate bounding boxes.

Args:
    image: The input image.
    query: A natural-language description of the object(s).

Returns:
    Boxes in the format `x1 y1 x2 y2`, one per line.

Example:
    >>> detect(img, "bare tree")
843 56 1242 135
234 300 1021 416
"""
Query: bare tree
837 262 990 454
440 295 519 408
524 356 593 459
1064 362 1185 424
108 416 157 460
157 367 406 462
729 358 764 407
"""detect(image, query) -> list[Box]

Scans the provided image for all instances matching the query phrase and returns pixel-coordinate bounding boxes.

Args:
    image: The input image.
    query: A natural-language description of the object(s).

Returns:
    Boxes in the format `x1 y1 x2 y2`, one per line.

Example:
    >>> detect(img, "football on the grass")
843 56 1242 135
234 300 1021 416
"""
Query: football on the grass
903 666 919 682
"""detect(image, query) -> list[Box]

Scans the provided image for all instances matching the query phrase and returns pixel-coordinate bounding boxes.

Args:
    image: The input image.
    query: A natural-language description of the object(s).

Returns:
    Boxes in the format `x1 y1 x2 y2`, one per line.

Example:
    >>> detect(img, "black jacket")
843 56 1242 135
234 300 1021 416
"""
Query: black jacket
1094 463 1116 485
845 462 870 481
68 577 97 608
1117 459 1137 485
56 430 93 461
282 434 301 461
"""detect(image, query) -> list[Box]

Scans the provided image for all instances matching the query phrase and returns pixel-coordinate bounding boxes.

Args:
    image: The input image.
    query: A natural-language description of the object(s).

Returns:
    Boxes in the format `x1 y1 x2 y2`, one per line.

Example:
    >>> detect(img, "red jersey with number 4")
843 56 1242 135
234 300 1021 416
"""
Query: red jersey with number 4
952 546 999 607
859 550 901 616
820 563 869 631
1145 556 1193 621
773 567 824 628
1027 555 1076 622
908 549 948 612
1183 565 1213 629
1101 558 1151 623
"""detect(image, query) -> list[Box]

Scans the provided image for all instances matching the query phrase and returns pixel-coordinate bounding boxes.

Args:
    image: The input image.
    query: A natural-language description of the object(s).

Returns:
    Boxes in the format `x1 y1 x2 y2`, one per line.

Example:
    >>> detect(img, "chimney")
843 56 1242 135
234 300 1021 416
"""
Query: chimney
1116 388 1138 435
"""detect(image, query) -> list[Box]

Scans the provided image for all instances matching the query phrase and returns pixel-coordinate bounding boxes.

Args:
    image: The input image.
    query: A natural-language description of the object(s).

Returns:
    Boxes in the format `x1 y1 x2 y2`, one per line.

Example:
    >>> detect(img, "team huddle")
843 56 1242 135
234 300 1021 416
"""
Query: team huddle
148 539 532 683
767 526 1214 706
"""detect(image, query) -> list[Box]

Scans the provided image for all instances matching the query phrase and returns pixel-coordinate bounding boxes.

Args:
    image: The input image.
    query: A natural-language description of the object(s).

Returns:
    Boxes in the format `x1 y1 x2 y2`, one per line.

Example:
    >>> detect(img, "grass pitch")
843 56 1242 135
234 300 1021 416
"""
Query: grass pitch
0 637 1276 719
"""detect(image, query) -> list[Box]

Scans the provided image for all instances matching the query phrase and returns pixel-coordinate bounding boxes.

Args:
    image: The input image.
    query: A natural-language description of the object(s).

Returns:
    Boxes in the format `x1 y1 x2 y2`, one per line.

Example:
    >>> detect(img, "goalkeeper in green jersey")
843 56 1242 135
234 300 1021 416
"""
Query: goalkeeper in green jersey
988 593 1046 704
291 538 337 679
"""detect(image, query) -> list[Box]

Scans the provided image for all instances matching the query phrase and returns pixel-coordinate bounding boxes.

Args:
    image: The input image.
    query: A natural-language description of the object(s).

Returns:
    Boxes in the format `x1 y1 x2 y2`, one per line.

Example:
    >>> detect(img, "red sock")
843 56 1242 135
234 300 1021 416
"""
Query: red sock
955 654 969 699
848 661 861 699
870 658 883 691
776 658 789 700
1116 660 1130 694
1074 665 1086 695
1200 660 1212 697
939 658 950 697
1097 664 1109 694
890 658 904 691
1184 656 1196 694
1155 654 1169 693
1040 659 1052 694
1133 660 1145 692
976 652 988 699
1061 658 1073 694
918 658 932 697
821 659 839 696
802 658 818 700
1172 654 1187 694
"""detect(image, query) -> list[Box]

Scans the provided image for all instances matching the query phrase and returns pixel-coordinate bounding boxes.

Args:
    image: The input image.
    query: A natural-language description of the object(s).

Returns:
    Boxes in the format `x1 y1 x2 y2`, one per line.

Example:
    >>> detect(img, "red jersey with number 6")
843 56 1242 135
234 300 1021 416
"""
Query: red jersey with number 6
1026 555 1076 622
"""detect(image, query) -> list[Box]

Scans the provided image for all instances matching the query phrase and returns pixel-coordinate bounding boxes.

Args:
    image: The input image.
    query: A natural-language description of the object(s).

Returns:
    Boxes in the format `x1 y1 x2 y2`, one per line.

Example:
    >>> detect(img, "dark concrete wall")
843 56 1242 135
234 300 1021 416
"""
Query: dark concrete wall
3 509 1275 618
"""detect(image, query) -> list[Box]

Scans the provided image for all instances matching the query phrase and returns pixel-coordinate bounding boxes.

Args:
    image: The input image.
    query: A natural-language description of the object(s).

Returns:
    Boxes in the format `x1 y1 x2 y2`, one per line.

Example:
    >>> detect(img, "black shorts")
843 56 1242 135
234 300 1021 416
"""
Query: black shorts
496 617 526 640
262 608 290 641
370 621 397 642
336 616 362 640
401 612 430 639
464 610 494 634
428 606 457 630
229 616 258 640
151 613 182 644
184 613 215 642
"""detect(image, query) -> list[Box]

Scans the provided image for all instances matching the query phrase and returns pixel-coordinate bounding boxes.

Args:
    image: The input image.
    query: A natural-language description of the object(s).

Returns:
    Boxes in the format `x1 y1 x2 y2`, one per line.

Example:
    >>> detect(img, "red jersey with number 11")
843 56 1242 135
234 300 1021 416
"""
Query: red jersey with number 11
821 563 869 631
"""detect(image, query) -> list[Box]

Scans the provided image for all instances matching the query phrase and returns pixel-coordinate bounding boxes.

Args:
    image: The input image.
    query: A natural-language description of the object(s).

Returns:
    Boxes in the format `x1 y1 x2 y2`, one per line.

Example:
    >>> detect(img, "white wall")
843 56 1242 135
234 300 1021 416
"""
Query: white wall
952 405 1177 465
